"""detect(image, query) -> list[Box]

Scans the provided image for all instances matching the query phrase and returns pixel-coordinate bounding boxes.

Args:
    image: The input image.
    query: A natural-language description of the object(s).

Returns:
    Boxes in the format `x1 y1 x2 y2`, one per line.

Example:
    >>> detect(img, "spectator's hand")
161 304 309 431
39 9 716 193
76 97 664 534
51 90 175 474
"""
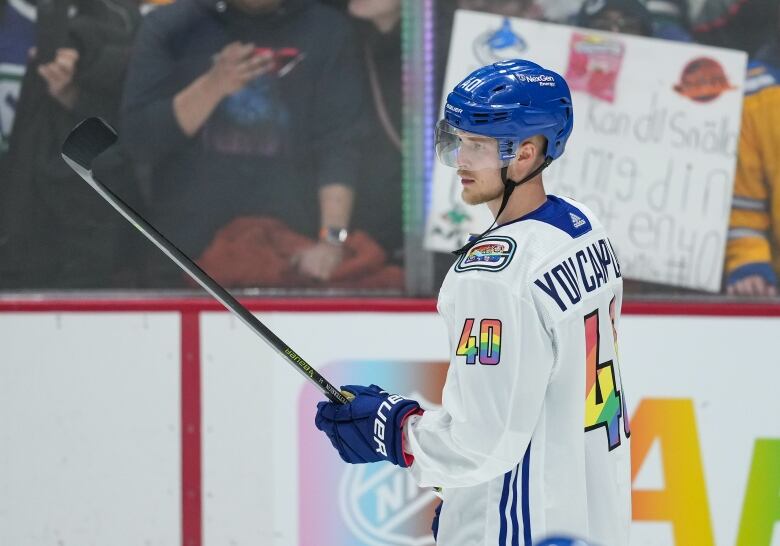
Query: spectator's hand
206 42 274 98
37 48 80 110
727 274 778 297
294 242 345 281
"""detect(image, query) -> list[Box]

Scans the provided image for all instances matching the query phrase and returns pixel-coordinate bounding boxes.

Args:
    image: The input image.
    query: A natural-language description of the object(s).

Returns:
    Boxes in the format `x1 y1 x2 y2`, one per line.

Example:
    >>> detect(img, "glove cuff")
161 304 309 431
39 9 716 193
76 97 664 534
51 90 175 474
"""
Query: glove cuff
386 398 422 467
400 408 424 467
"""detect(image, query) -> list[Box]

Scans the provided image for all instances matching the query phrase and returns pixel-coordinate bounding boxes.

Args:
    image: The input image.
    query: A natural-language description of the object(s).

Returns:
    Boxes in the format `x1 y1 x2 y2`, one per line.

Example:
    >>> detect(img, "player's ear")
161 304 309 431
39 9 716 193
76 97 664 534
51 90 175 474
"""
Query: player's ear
516 136 548 165
515 138 539 163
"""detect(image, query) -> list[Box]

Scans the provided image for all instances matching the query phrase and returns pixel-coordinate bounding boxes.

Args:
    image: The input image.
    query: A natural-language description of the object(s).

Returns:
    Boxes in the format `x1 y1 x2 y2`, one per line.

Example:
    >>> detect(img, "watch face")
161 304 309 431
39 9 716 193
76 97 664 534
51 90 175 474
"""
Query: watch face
322 227 348 244
334 228 348 243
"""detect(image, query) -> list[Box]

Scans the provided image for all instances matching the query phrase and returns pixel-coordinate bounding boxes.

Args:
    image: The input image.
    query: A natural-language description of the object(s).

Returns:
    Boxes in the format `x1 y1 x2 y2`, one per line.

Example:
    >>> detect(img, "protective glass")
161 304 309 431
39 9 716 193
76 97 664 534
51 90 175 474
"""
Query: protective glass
435 120 511 171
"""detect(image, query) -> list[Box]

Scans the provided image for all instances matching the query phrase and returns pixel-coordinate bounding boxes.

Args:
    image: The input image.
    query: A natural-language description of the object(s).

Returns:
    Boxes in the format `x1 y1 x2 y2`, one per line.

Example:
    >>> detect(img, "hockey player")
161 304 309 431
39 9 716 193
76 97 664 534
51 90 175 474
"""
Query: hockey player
315 60 632 545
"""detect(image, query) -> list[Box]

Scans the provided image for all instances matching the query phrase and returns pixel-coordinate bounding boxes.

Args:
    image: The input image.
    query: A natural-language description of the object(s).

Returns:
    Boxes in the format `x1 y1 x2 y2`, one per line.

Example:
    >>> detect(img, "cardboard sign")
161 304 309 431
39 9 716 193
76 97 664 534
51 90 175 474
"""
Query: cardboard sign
425 11 747 291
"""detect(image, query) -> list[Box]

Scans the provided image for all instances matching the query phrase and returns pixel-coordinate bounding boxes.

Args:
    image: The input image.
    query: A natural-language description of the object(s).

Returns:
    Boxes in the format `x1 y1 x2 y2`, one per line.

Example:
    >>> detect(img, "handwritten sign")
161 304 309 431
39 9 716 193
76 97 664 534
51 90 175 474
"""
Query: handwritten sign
425 11 747 291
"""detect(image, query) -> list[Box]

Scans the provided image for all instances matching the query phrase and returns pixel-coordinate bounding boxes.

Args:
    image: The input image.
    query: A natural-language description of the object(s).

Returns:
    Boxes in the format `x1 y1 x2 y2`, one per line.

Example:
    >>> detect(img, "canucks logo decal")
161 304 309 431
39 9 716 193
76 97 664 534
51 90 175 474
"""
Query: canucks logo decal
473 17 527 65
455 236 517 273
673 57 736 103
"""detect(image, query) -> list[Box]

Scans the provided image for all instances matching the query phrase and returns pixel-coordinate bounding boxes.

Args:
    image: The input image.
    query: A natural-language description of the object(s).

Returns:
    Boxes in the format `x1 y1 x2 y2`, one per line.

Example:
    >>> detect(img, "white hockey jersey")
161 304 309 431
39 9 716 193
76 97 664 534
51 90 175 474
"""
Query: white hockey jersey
405 195 631 546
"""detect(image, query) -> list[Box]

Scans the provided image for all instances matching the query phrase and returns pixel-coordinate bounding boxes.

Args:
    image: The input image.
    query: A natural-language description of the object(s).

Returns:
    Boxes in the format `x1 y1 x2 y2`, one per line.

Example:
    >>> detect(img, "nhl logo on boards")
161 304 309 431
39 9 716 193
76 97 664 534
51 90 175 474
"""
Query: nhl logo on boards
455 236 517 273
339 464 439 546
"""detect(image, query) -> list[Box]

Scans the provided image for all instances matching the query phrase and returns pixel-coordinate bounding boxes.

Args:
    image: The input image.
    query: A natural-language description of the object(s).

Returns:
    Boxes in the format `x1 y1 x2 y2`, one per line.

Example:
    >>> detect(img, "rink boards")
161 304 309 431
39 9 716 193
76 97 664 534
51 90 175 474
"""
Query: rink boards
0 299 778 546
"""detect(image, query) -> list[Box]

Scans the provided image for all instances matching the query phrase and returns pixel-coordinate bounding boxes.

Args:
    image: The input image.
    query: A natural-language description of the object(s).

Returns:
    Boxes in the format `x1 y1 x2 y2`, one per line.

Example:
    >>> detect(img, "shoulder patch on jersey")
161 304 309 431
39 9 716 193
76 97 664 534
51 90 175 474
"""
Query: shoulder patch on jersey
455 236 516 273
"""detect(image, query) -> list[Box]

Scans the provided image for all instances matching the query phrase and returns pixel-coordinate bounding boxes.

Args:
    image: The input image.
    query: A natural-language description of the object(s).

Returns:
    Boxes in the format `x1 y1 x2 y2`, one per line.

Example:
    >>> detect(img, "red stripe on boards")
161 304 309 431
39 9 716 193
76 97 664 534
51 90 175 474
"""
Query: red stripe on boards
181 312 202 546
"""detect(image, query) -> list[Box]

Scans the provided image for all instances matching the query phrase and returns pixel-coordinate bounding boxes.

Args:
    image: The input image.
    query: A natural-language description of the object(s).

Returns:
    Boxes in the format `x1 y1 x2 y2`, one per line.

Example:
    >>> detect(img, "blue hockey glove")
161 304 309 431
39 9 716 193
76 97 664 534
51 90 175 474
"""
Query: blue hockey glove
315 384 422 467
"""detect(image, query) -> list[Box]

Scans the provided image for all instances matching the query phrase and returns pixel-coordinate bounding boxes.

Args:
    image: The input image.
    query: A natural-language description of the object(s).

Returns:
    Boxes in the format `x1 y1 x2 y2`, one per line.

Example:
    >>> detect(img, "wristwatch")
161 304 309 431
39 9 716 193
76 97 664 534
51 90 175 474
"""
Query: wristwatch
319 226 349 245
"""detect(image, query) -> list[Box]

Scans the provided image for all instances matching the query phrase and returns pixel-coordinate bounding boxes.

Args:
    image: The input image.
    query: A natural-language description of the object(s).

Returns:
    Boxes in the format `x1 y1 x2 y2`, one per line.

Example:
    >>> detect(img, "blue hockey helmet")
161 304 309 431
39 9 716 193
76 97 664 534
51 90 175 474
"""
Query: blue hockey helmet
436 59 573 170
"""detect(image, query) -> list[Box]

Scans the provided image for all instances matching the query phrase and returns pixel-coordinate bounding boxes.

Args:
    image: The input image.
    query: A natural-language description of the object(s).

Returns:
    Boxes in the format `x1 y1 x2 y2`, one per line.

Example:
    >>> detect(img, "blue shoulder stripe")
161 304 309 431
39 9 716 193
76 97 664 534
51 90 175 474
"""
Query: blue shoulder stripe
499 195 593 239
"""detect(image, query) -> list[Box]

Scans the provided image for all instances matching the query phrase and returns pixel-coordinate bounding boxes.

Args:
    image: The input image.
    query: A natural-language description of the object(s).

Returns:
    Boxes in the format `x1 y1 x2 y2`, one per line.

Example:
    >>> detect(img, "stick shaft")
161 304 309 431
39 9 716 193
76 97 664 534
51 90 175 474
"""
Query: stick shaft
61 154 349 405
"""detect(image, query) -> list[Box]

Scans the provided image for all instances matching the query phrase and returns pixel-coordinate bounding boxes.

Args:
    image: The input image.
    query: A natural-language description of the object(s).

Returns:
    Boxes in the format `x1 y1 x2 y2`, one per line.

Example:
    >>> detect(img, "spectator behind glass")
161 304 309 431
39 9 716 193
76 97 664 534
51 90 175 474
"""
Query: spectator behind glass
0 0 35 157
576 0 653 36
0 0 35 252
455 0 544 19
120 0 366 285
347 0 403 262
644 0 693 41
693 0 777 57
0 0 142 289
725 17 780 298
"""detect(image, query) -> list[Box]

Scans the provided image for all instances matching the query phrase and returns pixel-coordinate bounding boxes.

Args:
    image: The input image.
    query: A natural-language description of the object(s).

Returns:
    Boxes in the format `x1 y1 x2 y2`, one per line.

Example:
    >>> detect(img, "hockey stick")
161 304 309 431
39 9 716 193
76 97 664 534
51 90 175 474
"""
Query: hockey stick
61 117 352 405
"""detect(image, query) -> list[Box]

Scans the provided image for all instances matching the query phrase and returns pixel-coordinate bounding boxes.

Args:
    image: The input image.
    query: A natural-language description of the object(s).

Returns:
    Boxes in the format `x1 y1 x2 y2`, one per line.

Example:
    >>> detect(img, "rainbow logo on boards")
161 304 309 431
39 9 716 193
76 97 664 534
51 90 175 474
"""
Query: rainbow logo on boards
299 360 448 546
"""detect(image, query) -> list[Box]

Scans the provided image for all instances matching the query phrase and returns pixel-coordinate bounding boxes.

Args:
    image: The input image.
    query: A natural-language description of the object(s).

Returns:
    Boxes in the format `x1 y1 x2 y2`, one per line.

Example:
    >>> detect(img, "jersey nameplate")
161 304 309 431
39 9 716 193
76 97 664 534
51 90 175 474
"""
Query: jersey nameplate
534 237 622 312
455 236 516 273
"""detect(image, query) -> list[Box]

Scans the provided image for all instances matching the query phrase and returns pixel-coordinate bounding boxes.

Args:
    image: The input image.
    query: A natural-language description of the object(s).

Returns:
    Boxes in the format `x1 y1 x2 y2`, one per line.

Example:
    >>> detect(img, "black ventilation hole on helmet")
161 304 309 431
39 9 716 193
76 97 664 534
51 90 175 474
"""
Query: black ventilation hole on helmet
469 111 511 124
491 84 507 93
471 113 489 125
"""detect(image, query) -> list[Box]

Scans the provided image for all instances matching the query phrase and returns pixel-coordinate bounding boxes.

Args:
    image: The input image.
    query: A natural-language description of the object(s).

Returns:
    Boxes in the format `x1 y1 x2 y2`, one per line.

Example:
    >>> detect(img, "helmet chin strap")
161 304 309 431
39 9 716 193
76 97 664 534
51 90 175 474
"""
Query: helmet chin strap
452 157 553 256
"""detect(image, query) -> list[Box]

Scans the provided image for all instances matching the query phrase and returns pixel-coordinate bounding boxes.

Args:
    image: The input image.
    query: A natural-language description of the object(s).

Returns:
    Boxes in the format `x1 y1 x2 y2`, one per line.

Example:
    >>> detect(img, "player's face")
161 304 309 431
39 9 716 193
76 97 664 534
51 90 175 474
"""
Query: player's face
457 135 547 205
456 136 504 205
435 123 505 205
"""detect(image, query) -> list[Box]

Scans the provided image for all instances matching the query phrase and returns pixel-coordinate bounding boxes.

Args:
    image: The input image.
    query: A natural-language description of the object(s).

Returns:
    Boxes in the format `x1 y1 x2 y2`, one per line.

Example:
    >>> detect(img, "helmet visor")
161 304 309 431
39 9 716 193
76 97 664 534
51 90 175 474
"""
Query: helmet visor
435 120 511 171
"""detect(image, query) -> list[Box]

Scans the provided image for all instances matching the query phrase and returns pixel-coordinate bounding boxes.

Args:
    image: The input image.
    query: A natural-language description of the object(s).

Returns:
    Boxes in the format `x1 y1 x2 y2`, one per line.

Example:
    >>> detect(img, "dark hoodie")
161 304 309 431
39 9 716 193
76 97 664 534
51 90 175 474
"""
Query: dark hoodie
349 19 402 262
0 0 142 289
120 0 367 259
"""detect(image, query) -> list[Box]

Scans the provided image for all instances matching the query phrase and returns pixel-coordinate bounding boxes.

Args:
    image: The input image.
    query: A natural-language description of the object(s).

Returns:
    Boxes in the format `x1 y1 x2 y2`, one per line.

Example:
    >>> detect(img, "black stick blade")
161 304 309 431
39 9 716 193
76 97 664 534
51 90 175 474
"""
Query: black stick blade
61 117 118 171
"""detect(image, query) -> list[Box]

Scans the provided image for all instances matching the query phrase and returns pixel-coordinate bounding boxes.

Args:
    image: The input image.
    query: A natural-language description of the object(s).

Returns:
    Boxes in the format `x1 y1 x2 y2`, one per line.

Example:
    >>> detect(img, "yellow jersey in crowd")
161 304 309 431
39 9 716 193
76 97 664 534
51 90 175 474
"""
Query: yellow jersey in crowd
726 58 780 287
